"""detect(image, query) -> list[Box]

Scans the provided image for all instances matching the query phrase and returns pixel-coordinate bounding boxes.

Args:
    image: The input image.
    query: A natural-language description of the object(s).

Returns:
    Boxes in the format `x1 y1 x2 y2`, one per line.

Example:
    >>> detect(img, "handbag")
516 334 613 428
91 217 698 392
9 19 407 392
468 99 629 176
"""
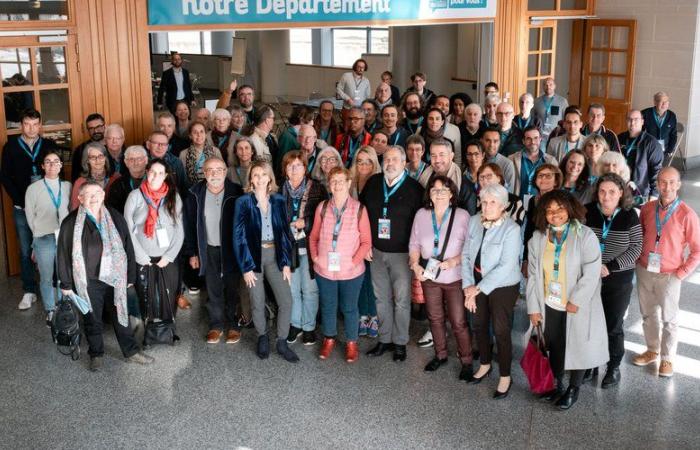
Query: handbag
418 208 456 280
520 324 555 394
145 320 178 346
143 264 180 346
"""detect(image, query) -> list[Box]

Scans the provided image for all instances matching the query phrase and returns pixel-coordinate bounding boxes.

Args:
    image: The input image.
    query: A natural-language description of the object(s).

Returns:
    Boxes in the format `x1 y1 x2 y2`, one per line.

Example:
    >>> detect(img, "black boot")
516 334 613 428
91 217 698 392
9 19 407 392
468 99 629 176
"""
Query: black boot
540 377 565 402
459 364 474 382
393 344 407 362
366 342 394 357
582 367 599 382
555 386 580 410
601 366 621 389
256 335 270 359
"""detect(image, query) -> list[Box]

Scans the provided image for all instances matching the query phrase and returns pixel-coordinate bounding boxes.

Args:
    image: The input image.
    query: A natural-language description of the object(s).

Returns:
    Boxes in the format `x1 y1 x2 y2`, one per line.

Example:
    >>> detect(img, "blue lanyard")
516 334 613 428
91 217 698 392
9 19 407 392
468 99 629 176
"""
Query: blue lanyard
320 128 330 142
542 96 554 117
129 176 144 191
86 211 103 235
407 117 422 135
217 134 229 150
141 190 163 214
654 198 681 249
307 155 316 174
550 223 570 280
431 207 451 257
409 161 425 180
588 175 598 185
625 137 638 158
391 130 401 146
598 205 620 252
43 178 62 219
521 153 543 197
382 171 407 218
19 137 42 175
652 109 666 131
346 135 362 167
291 198 301 221
331 200 347 252
515 115 530 129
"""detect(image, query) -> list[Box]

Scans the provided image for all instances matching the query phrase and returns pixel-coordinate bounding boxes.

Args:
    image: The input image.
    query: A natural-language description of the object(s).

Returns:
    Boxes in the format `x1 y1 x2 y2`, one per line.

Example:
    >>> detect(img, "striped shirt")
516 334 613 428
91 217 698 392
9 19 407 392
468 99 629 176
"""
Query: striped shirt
585 204 642 273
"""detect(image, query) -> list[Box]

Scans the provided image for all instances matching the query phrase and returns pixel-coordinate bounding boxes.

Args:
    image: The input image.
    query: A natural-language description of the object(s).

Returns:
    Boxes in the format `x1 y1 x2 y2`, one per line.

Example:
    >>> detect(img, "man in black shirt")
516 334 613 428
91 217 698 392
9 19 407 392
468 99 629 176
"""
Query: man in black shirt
641 91 678 156
617 110 664 200
71 113 105 182
360 146 424 361
57 182 154 371
0 109 60 310
106 145 148 214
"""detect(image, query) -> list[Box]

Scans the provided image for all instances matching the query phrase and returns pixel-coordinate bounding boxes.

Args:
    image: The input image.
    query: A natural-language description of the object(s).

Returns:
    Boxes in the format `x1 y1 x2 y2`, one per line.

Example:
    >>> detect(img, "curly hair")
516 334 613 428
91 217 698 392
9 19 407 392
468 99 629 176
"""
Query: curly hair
534 190 587 233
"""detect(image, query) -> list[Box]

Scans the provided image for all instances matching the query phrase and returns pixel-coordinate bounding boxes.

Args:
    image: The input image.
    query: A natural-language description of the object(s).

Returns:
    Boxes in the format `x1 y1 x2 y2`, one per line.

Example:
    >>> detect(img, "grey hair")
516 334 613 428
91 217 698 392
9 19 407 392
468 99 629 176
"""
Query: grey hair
484 93 501 105
212 108 231 121
104 123 124 139
385 145 407 162
310 146 343 181
81 142 112 178
597 150 630 183
465 103 483 114
429 138 453 153
124 145 147 159
519 93 534 102
654 91 669 102
479 183 509 207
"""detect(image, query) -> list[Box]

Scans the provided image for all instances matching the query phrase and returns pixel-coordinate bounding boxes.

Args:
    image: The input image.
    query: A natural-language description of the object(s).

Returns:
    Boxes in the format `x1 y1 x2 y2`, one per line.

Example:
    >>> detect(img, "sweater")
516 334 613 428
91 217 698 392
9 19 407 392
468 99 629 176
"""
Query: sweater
638 199 700 279
336 72 371 108
534 93 569 137
309 197 371 280
641 107 677 154
0 135 61 208
360 172 424 253
585 203 642 278
24 177 72 237
123 189 184 266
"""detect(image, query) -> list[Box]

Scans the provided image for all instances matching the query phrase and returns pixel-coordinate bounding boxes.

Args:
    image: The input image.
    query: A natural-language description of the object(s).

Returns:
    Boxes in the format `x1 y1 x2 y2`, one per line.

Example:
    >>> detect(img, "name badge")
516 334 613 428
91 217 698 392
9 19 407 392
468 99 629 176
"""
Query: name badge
291 225 306 241
328 252 341 272
423 258 441 281
648 252 662 273
378 218 391 240
156 227 170 248
547 281 565 308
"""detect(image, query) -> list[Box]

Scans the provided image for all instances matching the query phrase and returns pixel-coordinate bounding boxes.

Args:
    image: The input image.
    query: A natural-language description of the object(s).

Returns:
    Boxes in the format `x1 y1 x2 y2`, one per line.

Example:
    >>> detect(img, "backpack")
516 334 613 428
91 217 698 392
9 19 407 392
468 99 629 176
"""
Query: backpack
51 296 82 360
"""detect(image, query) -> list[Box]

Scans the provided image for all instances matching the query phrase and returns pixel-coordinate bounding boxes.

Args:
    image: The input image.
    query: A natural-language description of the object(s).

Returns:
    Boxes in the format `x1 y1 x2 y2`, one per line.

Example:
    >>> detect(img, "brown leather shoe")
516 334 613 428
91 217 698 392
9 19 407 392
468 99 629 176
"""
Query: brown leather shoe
177 294 191 310
226 329 241 344
206 329 223 344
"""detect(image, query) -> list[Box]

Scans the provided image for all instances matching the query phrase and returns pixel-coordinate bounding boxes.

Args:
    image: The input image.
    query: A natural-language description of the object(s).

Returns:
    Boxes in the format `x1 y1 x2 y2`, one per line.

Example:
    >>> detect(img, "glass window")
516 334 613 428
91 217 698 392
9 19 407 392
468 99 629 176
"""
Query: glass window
289 29 313 65
0 1 68 21
35 47 67 84
168 31 202 55
370 28 389 54
0 48 33 85
39 88 70 125
4 92 35 128
333 28 367 67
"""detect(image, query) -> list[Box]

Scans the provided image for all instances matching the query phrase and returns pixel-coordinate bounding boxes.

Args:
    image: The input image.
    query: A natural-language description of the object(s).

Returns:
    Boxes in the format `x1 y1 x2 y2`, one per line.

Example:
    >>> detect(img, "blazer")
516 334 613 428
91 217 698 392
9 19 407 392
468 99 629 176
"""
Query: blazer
184 179 243 276
461 214 522 293
233 192 293 273
617 130 664 198
157 67 194 113
526 224 609 370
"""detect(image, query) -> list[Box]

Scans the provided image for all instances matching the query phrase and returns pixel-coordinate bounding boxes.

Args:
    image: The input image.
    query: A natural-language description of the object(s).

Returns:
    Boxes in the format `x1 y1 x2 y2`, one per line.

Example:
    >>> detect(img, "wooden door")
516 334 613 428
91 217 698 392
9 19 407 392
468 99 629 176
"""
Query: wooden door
526 20 557 98
0 34 80 275
580 19 637 134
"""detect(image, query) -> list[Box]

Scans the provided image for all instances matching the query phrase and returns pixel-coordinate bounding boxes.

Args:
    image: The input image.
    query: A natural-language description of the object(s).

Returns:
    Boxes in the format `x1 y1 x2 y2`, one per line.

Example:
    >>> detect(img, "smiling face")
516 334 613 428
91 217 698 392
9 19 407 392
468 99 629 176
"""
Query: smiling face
453 99 465 117
429 180 452 207
250 165 270 191
148 133 169 159
319 152 339 176
465 105 482 128
465 144 484 172
125 151 147 177
42 153 62 178
382 148 406 180
105 129 124 154
147 162 167 191
204 159 227 190
545 201 569 228
481 131 500 158
355 152 374 177
189 123 207 147
429 144 452 175
535 168 556 193
329 172 352 198
87 147 106 173
79 184 105 213
584 141 604 163
370 134 388 154
426 110 444 132
214 115 230 133
477 166 499 188
382 106 399 129
598 180 623 212
657 168 682 205
157 117 176 139
175 103 190 121
435 97 450 116
285 157 305 185
565 153 586 180
481 193 504 221
406 143 424 164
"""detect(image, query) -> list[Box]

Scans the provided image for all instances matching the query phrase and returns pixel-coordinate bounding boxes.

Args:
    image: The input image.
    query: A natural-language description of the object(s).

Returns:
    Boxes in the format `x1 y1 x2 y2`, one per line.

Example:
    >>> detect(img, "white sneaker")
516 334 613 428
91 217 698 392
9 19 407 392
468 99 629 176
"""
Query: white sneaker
417 329 434 348
18 293 37 310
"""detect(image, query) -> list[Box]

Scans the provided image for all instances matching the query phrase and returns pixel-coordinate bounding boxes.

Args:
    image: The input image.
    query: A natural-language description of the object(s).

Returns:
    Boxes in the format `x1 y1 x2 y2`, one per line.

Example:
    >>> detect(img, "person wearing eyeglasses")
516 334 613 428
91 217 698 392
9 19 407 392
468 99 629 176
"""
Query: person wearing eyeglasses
281 151 328 346
335 107 372 168
25 150 71 324
310 146 343 191
409 176 473 379
527 190 608 410
107 146 149 214
184 157 244 344
179 121 223 190
70 142 120 211
145 130 187 195
104 124 128 177
71 113 106 183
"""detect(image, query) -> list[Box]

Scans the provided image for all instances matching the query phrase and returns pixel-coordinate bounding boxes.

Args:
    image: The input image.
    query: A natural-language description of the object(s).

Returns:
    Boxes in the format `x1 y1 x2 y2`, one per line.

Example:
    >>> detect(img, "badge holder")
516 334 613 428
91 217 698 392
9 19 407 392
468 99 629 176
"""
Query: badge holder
378 218 391 240
156 225 170 248
327 252 341 272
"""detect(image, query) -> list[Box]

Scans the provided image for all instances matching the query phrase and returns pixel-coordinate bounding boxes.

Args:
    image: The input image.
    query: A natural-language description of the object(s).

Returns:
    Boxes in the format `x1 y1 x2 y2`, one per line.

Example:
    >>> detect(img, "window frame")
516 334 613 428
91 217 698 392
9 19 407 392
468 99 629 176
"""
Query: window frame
331 27 389 67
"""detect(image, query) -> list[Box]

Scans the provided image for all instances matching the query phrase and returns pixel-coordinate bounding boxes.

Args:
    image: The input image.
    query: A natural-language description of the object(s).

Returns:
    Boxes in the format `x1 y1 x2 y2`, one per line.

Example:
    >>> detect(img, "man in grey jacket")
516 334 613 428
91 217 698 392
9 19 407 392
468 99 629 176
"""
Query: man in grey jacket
534 77 569 145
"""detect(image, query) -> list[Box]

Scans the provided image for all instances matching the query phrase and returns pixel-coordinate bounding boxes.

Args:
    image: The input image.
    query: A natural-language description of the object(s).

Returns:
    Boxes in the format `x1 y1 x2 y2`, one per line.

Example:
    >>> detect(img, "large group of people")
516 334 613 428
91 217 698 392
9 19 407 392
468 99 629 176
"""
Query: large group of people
2 53 699 412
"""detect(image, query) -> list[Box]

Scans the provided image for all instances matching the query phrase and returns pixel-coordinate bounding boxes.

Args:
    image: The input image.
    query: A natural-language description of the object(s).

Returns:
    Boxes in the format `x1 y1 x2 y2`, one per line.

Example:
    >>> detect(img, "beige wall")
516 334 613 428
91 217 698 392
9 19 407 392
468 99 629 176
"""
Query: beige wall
596 0 700 166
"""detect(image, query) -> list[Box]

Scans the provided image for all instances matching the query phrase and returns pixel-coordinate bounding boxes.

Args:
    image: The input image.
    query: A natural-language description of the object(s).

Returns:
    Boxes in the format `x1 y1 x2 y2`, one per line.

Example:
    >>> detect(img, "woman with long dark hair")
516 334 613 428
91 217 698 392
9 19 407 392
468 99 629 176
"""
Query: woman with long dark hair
560 150 593 204
419 108 455 161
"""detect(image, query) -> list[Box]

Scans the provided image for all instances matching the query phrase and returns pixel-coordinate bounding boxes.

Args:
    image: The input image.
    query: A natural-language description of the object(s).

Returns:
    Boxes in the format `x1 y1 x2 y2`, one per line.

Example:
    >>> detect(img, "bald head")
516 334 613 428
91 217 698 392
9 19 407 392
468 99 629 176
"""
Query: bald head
657 166 682 205
626 109 644 136
297 124 317 153
496 102 515 130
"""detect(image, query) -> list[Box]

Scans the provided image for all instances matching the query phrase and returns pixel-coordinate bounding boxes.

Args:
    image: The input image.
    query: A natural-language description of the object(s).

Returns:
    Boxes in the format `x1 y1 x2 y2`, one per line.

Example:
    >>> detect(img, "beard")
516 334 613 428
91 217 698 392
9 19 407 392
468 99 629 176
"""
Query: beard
91 132 104 142
405 107 421 120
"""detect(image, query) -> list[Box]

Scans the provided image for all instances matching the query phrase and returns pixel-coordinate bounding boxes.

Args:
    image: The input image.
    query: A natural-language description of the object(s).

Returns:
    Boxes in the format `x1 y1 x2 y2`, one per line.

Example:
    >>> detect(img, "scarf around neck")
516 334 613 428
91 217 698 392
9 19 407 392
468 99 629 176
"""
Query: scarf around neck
185 143 216 185
140 181 169 238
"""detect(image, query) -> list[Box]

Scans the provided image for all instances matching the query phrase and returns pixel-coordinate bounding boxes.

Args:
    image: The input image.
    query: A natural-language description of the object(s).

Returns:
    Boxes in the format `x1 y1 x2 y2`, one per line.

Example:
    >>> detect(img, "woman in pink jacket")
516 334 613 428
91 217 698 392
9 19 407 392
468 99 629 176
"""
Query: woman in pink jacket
309 166 372 363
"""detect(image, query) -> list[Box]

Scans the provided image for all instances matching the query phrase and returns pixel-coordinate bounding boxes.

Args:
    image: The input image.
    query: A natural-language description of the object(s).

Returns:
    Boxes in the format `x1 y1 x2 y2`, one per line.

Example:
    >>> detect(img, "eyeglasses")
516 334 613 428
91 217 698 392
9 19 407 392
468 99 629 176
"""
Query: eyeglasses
205 167 226 175
329 178 349 186
430 188 450 195
44 160 62 166
87 124 105 132
466 152 482 158
478 173 495 181
287 163 305 171
125 157 146 163
537 172 555 179
319 157 337 164
88 154 106 161
149 140 169 148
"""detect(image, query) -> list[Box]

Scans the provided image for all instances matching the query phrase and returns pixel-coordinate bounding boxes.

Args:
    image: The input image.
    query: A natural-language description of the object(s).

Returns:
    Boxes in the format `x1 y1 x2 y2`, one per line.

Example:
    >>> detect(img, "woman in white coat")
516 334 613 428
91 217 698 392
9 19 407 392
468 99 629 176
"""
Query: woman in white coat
527 190 608 410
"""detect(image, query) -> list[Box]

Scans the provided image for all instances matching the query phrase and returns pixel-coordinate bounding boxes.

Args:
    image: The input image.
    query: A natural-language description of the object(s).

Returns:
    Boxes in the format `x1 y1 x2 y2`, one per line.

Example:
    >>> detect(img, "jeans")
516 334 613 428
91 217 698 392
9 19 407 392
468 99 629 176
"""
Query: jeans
32 234 57 311
13 208 37 293
357 260 377 317
316 273 364 341
290 253 319 331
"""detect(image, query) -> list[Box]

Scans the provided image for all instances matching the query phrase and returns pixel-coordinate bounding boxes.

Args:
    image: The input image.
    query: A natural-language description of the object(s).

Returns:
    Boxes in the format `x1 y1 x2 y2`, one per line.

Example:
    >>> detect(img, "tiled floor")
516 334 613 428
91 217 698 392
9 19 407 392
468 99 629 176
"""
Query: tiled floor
1 168 699 449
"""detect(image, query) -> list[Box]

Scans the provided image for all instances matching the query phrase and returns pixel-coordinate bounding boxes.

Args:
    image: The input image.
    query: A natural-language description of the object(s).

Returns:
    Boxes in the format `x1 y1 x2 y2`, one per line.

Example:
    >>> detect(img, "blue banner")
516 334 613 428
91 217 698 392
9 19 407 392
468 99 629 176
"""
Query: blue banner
148 0 496 27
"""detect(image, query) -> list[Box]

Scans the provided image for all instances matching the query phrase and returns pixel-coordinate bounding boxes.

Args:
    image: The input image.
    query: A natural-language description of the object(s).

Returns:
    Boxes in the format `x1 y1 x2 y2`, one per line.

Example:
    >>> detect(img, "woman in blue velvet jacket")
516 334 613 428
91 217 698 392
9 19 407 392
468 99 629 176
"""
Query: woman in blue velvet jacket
233 161 299 363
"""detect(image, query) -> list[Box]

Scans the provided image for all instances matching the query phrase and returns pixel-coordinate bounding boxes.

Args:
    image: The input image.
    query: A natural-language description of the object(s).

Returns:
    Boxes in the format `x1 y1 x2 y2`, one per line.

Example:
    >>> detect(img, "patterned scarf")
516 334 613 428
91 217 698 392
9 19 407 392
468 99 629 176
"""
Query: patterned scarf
72 206 129 327
481 212 506 229
140 181 169 238
185 143 216 185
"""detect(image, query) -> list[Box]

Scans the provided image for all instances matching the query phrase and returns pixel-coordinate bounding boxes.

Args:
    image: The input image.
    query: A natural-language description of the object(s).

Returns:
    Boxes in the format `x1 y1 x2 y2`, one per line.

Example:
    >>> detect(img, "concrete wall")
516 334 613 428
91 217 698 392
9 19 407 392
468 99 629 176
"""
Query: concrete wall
596 0 700 165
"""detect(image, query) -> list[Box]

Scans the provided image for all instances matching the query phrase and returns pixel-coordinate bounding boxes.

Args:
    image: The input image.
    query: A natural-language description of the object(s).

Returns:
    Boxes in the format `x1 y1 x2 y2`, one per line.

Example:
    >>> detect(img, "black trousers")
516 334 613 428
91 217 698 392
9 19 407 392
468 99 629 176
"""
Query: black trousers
205 245 240 330
473 283 519 376
83 280 139 358
544 305 584 388
601 273 634 369
181 254 203 290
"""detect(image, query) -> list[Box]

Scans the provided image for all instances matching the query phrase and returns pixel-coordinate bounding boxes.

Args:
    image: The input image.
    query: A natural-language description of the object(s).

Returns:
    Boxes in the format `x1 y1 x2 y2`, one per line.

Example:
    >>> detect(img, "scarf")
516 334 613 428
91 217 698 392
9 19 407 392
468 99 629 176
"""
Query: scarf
284 178 309 221
140 181 169 238
185 143 216 185
481 212 507 229
72 206 129 327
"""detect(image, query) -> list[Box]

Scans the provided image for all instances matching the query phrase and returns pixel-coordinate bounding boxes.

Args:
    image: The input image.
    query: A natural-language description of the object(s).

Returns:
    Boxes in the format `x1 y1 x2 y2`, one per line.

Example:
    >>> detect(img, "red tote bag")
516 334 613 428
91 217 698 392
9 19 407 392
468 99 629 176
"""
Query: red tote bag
520 324 555 394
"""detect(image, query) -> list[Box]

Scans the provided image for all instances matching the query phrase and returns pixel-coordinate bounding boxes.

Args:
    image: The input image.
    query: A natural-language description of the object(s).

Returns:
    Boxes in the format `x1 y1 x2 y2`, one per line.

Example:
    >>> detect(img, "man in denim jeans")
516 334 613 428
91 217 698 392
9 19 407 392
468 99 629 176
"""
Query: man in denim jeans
1 109 61 310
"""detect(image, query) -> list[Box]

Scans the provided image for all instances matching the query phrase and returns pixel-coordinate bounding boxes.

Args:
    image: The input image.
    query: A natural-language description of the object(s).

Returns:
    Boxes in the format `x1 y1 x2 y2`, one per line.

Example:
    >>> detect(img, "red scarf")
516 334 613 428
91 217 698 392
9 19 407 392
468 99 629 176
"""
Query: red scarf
140 182 169 238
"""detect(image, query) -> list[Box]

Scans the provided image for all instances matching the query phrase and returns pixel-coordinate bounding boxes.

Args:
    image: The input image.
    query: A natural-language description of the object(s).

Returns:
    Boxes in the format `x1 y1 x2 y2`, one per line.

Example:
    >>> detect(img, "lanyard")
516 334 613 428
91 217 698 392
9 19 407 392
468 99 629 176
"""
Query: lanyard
625 136 638 158
499 129 510 151
409 161 425 180
515 115 531 129
346 135 362 167
598 205 620 252
331 200 347 252
382 171 407 218
141 190 163 217
652 109 666 131
86 211 103 235
550 223 570 281
307 155 316 174
43 178 62 222
353 75 363 91
289 181 306 221
654 198 681 250
391 130 401 145
320 128 330 142
19 137 42 175
521 153 542 197
407 117 422 135
431 207 451 257
542 96 554 118
195 150 206 173
217 134 229 150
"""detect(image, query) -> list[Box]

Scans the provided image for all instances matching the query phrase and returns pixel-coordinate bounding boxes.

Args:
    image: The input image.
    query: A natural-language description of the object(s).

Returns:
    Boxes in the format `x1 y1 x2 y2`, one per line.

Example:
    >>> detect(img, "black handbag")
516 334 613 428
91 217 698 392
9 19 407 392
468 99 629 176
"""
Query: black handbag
142 264 179 346
418 208 456 280
145 320 178 346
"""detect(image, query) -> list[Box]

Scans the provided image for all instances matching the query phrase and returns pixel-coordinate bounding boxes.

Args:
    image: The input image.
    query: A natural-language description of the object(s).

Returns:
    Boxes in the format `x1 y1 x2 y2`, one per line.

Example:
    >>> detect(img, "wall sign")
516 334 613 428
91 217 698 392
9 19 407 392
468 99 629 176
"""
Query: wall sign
148 0 496 27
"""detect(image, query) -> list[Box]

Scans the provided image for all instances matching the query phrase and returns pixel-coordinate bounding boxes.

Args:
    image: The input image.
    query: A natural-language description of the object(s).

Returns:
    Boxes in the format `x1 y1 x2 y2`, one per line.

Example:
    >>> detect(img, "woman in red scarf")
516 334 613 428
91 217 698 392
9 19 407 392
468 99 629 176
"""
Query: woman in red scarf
124 159 184 341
